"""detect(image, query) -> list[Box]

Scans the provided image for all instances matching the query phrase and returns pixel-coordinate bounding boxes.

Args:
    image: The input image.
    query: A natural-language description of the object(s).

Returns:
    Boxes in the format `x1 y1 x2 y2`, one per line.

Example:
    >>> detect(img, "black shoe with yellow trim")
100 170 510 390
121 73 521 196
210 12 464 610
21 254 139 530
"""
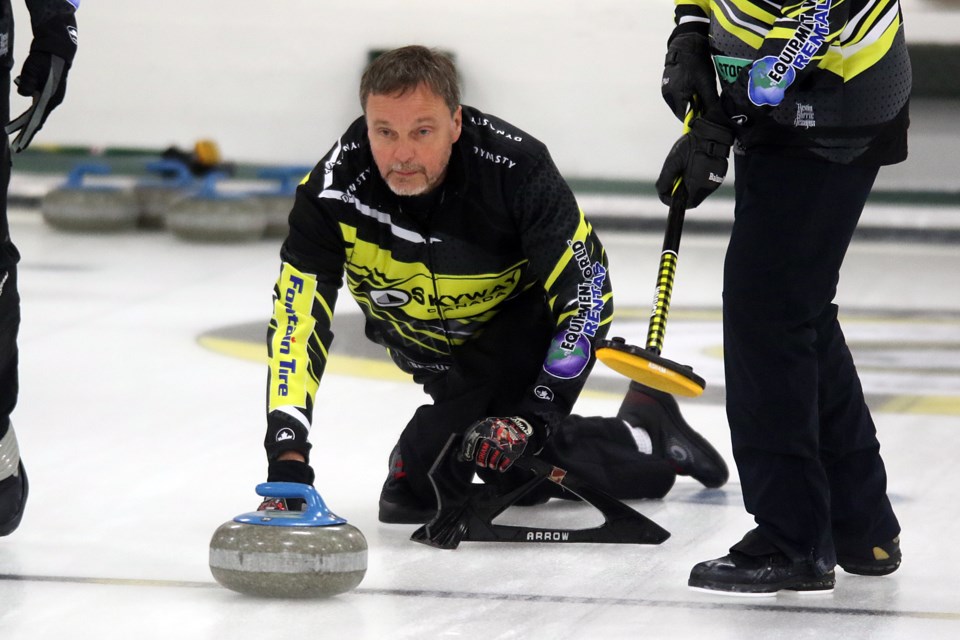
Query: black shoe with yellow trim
838 536 902 576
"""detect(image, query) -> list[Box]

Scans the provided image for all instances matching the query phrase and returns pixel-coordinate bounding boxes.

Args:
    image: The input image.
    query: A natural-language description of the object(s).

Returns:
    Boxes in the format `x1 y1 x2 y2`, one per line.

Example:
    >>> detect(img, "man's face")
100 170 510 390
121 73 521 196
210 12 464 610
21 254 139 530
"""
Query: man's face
366 84 462 196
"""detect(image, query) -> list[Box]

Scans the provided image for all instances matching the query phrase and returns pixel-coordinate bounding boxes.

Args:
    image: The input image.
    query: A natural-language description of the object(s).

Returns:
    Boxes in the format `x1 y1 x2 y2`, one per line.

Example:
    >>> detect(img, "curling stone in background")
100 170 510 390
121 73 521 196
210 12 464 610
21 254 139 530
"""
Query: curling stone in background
252 166 311 238
165 171 267 242
210 482 367 598
132 159 197 230
41 163 139 232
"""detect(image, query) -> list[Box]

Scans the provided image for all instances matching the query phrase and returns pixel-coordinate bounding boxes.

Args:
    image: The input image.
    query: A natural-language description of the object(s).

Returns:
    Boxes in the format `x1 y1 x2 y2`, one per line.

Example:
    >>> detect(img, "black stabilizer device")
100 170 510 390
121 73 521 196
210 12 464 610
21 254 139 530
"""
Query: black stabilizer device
410 435 670 549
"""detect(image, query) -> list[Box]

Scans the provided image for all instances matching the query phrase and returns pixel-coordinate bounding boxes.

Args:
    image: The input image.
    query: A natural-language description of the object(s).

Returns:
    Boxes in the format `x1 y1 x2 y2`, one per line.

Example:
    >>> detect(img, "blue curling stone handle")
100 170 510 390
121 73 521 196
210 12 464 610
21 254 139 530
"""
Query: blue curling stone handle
233 482 347 527
143 159 195 187
64 162 118 192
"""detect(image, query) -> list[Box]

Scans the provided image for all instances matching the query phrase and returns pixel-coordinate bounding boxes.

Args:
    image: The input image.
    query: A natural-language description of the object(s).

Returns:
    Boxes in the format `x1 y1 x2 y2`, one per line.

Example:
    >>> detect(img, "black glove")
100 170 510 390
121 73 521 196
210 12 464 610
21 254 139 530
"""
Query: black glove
6 9 78 152
265 410 312 461
661 33 719 121
656 116 734 209
259 459 316 511
461 417 533 472
267 459 316 485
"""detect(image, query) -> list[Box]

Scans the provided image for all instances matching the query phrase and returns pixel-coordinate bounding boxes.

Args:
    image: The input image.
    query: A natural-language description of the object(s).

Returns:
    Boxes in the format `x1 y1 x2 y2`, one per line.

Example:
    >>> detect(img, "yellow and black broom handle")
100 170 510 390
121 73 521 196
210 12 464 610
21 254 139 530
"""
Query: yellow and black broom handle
645 110 694 355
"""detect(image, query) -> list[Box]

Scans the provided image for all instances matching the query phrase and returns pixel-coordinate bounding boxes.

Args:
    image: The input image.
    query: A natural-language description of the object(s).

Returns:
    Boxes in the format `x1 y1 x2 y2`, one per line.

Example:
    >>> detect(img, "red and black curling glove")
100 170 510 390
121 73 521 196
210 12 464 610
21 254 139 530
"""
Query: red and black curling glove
461 416 534 472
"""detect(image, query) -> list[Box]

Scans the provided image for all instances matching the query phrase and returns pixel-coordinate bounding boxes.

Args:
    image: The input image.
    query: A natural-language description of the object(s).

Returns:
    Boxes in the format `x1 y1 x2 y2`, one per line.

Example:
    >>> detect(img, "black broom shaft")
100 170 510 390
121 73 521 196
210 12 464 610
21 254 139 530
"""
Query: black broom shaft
662 189 687 253
646 189 687 354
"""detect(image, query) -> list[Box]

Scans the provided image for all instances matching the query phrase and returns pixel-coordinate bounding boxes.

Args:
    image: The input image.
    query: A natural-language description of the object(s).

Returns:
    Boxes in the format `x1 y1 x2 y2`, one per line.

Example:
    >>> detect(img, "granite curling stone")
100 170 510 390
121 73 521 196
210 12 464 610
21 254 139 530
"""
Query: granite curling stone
41 163 139 232
132 159 196 229
165 171 267 242
209 482 367 598
252 166 311 238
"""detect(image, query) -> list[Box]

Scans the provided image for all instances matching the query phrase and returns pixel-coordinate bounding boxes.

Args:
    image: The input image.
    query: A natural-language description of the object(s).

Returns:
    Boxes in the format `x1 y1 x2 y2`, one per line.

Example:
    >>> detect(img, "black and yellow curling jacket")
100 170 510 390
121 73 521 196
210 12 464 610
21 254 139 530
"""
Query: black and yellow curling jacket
264 106 613 454
674 0 911 165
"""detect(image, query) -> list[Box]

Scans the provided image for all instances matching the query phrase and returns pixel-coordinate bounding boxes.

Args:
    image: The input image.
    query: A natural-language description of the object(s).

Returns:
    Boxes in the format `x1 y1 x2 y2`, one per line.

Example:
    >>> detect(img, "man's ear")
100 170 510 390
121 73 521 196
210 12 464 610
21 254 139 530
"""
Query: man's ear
451 105 462 143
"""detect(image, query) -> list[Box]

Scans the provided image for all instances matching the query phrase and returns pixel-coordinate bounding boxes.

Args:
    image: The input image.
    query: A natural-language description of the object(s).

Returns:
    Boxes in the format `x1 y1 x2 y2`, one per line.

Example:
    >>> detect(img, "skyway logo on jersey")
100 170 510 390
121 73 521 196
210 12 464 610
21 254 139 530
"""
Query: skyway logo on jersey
410 275 518 313
749 0 831 107
270 266 318 409
354 267 522 318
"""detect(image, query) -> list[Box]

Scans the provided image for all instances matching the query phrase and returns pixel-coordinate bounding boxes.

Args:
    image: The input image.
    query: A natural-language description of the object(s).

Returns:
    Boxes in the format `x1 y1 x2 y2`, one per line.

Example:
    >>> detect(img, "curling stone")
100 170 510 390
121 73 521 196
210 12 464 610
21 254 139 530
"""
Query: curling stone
41 163 139 232
209 482 367 598
165 171 267 242
251 166 311 238
132 159 197 229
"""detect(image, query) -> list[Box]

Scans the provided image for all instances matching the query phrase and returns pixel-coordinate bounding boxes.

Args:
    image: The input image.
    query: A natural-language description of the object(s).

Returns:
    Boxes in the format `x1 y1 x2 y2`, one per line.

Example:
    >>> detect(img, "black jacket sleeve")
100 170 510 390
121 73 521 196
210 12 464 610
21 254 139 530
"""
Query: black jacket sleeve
510 154 614 442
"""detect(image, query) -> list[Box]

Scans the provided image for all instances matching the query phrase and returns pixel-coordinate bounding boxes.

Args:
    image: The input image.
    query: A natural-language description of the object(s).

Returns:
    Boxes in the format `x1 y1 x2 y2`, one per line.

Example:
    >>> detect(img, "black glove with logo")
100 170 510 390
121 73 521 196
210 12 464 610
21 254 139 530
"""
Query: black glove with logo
461 417 534 472
264 411 312 461
656 116 734 209
661 33 719 121
6 8 79 152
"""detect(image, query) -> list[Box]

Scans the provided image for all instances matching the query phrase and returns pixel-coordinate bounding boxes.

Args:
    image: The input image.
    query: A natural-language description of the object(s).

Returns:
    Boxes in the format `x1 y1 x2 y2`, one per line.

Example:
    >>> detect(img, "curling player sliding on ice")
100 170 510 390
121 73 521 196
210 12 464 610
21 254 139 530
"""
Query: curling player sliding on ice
254 45 729 532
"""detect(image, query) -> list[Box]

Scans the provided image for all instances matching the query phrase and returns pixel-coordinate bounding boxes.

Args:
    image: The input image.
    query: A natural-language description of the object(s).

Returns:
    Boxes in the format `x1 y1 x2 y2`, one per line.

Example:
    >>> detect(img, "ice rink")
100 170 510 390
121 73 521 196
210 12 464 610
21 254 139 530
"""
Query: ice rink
1 203 959 639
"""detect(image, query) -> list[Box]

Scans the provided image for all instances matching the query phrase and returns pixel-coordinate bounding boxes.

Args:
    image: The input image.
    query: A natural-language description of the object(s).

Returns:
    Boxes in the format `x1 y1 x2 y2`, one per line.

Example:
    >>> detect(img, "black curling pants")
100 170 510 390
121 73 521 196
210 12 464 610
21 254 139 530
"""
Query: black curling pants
395 292 676 505
0 3 18 440
723 152 900 573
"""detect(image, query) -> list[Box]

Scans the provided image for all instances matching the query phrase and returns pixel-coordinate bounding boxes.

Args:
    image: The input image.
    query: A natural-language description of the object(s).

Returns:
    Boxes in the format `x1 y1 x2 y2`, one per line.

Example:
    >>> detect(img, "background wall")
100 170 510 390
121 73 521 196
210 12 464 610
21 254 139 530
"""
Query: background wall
9 0 960 181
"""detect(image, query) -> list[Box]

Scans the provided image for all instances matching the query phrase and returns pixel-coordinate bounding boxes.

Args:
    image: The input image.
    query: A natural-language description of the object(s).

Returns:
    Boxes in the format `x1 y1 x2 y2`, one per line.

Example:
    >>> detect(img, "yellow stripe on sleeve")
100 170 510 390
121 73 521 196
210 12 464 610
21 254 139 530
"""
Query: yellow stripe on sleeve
544 209 592 292
268 263 319 411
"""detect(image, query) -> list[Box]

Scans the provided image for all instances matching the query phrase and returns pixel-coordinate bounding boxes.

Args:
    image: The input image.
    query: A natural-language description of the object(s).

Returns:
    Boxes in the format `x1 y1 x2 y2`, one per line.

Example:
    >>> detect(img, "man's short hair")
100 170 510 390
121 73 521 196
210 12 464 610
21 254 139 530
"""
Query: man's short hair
360 45 460 114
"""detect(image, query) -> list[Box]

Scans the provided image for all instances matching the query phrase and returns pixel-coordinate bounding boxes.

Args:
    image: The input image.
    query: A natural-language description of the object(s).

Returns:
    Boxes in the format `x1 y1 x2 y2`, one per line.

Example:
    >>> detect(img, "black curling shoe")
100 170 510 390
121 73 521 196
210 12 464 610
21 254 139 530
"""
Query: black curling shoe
617 381 729 488
838 536 902 576
378 474 437 524
689 550 836 596
0 461 28 537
